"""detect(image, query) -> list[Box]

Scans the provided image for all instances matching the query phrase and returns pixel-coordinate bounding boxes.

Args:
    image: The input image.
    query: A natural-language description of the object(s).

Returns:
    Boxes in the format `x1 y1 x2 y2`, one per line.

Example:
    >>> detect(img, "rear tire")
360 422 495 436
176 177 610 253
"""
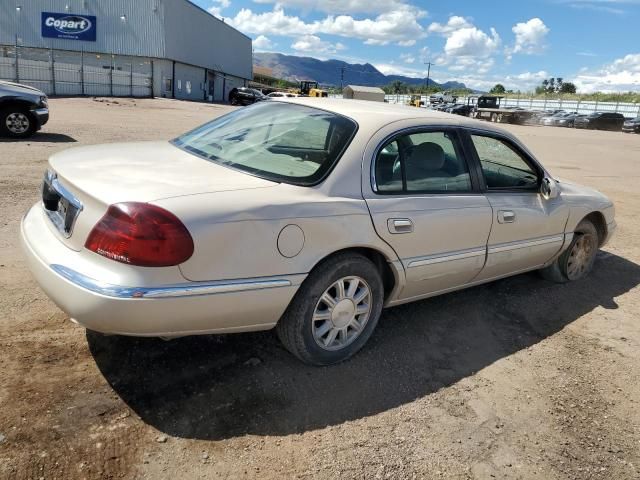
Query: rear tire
276 252 384 365
0 107 36 139
540 219 599 283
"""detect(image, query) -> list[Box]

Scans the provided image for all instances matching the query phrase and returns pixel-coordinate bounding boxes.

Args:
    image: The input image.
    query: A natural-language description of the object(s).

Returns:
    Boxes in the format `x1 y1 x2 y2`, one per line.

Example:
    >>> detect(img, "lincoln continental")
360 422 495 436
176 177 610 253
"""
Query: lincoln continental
21 99 616 365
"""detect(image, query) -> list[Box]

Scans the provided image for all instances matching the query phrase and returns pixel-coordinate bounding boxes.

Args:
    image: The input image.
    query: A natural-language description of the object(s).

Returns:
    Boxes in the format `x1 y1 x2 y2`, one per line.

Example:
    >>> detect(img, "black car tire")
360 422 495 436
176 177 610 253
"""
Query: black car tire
276 252 384 366
0 106 36 139
540 219 598 283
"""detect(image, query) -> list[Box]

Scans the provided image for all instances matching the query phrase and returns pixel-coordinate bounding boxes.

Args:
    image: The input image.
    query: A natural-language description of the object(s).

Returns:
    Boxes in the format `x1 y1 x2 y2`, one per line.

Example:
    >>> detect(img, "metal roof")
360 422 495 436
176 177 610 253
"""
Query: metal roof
343 85 385 94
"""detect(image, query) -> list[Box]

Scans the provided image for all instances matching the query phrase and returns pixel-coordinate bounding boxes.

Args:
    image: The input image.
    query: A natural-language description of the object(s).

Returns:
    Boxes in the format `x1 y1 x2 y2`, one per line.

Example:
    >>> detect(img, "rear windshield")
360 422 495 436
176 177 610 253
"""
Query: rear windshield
173 102 358 185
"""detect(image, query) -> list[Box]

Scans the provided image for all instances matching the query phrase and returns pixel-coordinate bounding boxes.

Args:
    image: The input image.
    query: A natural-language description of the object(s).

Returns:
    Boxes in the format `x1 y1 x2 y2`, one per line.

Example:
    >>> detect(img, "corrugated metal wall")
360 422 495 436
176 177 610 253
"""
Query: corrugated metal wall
163 0 252 81
174 62 204 101
0 0 166 58
0 0 252 94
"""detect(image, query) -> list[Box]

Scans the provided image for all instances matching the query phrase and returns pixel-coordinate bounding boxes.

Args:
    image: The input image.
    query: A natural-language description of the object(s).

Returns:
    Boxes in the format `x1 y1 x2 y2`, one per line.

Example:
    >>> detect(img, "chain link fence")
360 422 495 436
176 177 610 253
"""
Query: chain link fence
0 44 153 97
375 94 640 117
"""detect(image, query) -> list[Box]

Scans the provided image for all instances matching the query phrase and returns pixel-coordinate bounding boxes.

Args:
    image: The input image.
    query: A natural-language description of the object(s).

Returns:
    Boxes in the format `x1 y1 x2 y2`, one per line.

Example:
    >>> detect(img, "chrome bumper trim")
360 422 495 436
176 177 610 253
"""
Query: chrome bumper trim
50 264 292 299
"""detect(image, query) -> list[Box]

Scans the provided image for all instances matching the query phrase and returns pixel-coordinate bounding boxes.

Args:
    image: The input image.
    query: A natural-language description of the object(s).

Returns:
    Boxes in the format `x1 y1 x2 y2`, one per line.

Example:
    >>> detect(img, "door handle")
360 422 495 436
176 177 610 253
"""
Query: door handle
497 210 516 224
388 218 414 234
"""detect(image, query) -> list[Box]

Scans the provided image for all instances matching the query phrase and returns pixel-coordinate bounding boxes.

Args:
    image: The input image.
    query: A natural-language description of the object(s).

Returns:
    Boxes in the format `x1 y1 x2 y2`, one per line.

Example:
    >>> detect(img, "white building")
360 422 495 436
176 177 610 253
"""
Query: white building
0 0 252 101
343 85 385 102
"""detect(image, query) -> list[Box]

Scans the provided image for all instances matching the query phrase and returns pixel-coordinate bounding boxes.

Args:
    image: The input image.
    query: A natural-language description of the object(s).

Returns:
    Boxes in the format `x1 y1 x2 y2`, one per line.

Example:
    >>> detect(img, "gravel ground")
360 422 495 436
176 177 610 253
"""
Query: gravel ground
0 97 639 480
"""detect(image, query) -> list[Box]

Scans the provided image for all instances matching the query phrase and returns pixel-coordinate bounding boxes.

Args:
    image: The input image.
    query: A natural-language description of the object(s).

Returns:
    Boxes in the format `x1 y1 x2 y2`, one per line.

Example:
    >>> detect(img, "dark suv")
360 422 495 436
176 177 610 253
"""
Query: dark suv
228 87 268 106
0 80 49 138
574 112 625 131
622 117 640 134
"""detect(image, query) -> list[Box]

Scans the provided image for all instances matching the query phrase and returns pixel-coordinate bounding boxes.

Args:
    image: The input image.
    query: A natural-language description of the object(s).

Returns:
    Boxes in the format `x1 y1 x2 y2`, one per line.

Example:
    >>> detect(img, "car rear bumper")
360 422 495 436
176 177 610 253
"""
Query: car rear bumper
622 126 639 133
21 203 304 337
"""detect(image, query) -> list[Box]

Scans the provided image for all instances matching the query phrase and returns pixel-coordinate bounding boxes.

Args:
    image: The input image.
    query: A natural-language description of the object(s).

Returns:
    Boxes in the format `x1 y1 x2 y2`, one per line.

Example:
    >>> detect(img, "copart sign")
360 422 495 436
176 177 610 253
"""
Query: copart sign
41 12 97 41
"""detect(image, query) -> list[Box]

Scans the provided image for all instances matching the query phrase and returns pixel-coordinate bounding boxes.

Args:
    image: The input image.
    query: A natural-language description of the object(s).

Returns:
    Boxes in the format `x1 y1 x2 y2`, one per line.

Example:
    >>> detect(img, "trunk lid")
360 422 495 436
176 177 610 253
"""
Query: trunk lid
45 141 277 250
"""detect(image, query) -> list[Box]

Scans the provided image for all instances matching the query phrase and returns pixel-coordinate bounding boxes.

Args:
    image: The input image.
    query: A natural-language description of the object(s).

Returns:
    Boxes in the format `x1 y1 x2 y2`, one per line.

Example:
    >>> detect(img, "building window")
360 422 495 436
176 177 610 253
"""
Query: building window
177 79 182 92
164 78 172 92
186 81 192 94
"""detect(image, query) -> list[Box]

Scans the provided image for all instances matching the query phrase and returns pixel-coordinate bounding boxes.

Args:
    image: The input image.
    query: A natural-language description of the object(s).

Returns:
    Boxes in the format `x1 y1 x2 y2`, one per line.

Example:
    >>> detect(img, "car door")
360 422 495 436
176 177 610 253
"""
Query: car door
464 129 569 281
362 124 493 301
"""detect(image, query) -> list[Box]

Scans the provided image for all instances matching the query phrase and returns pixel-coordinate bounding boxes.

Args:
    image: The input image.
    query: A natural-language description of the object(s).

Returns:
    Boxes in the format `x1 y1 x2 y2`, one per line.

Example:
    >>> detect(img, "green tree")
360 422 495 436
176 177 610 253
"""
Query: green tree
559 82 577 94
388 80 407 94
490 83 506 94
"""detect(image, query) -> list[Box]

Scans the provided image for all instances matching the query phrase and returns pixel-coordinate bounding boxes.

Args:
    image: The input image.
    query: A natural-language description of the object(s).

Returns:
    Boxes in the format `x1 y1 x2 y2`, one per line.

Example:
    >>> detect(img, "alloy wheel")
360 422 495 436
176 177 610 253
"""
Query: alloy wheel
312 276 372 351
6 112 30 134
566 233 596 280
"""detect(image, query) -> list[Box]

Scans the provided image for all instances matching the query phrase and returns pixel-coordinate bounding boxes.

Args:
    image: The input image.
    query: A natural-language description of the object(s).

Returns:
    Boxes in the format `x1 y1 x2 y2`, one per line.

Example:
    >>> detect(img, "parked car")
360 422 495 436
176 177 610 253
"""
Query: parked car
537 110 563 124
21 99 616 365
228 87 268 106
541 112 569 126
555 113 583 128
0 80 49 138
574 112 625 131
622 116 640 134
541 112 579 127
448 104 474 116
267 92 297 98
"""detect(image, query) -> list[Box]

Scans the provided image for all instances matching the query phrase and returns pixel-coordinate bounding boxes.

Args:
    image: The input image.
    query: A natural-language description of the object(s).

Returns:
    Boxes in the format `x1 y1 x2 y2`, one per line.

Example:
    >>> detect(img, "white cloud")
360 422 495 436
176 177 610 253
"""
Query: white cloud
510 70 549 82
560 0 635 15
400 53 415 64
253 35 276 51
251 0 409 14
424 16 501 80
427 16 473 36
444 27 501 57
229 8 309 36
207 0 230 18
511 18 549 55
573 53 640 92
373 63 429 78
291 35 346 54
227 5 427 46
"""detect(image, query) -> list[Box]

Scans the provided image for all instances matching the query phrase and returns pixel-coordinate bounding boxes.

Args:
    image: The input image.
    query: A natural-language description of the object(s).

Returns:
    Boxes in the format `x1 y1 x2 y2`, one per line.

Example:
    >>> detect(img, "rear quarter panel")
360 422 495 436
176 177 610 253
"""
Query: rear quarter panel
154 184 400 282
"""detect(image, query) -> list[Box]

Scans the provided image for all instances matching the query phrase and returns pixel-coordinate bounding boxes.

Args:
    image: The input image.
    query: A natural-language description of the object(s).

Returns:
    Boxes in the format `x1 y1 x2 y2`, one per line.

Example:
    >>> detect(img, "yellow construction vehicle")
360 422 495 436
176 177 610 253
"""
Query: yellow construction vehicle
407 94 425 107
299 80 328 97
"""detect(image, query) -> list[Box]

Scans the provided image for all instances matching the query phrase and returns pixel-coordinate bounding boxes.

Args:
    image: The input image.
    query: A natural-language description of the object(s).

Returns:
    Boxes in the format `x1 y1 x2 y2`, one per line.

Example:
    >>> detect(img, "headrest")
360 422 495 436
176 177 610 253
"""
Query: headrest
406 142 446 171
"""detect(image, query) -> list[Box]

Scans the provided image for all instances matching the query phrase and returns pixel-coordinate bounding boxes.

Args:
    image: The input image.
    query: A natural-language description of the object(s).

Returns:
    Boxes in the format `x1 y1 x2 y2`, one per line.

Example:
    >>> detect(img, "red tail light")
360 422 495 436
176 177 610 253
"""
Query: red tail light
85 202 194 267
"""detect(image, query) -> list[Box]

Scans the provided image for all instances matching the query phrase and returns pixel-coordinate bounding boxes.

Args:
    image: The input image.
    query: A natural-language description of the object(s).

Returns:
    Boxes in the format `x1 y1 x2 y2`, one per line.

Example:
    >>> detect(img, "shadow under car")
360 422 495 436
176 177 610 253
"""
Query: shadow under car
87 251 640 441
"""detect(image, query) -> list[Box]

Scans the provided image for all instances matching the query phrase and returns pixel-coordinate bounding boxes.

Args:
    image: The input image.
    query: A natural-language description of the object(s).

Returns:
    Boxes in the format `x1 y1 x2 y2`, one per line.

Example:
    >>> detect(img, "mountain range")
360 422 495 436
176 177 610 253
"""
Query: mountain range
253 52 467 90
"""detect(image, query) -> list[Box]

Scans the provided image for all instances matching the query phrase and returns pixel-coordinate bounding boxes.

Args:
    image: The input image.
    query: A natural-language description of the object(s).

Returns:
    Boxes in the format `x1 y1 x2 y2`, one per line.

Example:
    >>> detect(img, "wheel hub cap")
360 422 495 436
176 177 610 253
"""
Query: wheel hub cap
6 113 29 134
312 276 372 351
331 299 356 328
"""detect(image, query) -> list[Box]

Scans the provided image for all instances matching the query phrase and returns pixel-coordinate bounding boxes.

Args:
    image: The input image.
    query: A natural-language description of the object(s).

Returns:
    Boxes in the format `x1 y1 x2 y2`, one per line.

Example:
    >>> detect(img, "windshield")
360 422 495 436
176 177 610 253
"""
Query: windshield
173 102 358 185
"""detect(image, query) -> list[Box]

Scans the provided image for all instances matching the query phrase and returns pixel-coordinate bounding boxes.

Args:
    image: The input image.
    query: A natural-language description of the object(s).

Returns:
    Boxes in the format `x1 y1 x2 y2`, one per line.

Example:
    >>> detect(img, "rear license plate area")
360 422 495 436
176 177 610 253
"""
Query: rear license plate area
42 172 83 238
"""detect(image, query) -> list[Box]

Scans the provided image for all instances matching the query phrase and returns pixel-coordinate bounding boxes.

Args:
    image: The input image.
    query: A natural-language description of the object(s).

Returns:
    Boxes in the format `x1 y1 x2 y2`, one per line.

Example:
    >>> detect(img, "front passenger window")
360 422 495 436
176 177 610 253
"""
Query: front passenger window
471 135 539 190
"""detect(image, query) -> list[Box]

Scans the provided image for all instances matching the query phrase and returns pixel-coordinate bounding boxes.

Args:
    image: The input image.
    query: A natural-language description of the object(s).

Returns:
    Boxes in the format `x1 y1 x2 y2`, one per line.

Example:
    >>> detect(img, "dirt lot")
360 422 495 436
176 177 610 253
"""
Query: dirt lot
1 97 639 480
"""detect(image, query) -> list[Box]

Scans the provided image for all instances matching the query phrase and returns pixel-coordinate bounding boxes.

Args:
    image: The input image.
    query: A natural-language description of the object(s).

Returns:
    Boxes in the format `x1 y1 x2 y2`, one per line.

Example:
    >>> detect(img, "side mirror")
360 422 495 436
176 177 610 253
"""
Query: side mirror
541 177 559 199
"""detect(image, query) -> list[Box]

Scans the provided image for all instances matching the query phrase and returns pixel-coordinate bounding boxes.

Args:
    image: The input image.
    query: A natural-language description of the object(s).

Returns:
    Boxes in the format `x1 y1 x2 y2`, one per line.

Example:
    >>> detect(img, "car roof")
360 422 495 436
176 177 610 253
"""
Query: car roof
277 97 507 135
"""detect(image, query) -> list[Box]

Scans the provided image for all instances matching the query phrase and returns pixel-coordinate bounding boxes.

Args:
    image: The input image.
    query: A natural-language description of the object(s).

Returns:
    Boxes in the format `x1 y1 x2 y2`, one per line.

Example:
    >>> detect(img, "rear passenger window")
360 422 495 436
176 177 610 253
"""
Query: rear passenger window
375 130 472 193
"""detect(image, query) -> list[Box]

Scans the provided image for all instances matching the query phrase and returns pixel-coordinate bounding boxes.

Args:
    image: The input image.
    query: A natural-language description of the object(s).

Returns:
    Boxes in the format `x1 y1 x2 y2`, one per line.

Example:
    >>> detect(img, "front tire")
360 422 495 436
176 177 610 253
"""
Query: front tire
540 219 599 283
0 107 36 138
276 252 384 365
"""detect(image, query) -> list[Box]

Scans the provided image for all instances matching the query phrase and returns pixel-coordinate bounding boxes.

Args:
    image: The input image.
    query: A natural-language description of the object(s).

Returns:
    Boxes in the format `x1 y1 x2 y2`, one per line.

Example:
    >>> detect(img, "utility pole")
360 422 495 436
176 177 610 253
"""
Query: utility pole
340 66 345 91
423 60 434 90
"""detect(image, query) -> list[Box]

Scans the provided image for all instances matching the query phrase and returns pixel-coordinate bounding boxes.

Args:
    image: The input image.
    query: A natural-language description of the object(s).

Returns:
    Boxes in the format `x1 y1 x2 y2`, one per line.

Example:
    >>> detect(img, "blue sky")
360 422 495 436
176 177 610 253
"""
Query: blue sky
194 0 640 92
